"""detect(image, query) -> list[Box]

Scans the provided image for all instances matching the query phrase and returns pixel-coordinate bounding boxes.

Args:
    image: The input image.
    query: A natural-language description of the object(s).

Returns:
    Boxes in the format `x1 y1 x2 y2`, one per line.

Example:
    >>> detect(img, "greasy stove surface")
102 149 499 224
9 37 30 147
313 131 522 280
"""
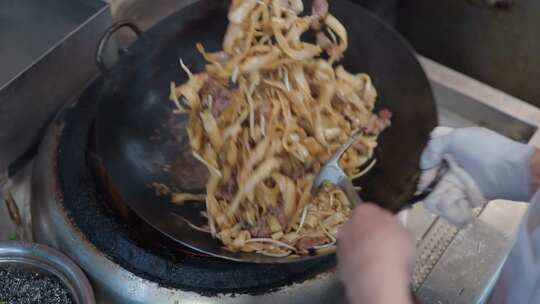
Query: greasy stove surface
56 79 335 295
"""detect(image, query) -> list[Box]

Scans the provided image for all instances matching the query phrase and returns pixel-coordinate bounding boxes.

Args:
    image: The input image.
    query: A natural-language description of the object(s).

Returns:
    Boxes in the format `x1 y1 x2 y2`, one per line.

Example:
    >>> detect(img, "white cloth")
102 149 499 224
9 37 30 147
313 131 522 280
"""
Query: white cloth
418 155 486 227
419 127 534 226
417 127 540 303
487 190 540 304
421 127 534 202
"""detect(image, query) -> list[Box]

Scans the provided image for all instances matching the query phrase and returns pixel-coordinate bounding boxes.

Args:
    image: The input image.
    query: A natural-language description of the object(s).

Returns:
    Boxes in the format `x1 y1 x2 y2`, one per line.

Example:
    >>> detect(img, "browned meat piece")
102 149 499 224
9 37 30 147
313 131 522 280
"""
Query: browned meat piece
365 117 387 134
311 0 329 29
312 161 322 174
365 109 392 134
217 182 236 201
216 190 234 201
199 77 222 98
200 77 233 117
258 101 273 119
170 145 209 190
161 113 209 190
353 140 369 154
296 236 328 250
316 31 333 51
250 224 272 238
270 206 288 228
288 164 307 180
379 109 392 120
212 88 233 117
249 206 287 237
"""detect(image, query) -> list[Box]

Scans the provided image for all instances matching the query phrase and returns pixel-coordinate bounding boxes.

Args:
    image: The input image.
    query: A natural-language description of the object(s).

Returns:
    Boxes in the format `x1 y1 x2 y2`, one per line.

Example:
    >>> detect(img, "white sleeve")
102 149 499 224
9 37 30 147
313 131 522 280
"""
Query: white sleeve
488 191 540 304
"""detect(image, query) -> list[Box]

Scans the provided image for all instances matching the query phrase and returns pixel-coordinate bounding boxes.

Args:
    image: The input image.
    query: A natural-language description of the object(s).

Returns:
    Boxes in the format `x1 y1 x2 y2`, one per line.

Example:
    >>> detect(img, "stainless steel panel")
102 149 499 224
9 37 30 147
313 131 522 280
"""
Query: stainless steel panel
0 0 111 175
111 0 198 31
0 0 103 86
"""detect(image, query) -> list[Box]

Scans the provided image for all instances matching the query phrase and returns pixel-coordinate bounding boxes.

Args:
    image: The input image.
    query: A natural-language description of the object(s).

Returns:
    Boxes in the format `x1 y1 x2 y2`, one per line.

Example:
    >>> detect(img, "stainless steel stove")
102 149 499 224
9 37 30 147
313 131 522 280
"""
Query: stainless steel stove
2 2 540 304
27 56 342 304
1 55 534 304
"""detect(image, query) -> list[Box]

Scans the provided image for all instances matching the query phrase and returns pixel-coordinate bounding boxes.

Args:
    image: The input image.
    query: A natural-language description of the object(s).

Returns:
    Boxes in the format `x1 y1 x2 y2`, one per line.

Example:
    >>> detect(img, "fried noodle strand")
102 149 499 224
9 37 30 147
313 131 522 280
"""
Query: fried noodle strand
169 0 391 256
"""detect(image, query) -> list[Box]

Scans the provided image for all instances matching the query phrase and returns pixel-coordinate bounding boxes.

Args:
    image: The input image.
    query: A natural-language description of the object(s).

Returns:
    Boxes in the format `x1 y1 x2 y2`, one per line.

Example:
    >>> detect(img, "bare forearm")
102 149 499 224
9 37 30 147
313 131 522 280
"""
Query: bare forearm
338 205 416 304
343 263 413 304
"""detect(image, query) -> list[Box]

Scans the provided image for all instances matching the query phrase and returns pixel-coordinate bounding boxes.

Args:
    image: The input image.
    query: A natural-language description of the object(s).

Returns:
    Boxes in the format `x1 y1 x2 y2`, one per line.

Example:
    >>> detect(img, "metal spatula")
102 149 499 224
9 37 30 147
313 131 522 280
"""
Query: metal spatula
312 129 448 208
312 128 366 205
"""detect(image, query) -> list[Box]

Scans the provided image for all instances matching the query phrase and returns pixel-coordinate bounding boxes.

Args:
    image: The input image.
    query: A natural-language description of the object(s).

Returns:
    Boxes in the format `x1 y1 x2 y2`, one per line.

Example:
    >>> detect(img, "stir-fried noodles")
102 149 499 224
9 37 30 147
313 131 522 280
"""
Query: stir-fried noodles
169 0 391 256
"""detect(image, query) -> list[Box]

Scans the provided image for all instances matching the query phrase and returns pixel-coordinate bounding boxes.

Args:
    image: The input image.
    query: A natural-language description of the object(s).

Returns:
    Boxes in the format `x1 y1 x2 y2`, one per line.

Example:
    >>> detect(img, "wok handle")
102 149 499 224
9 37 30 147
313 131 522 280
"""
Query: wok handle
95 21 142 73
401 160 450 210
337 176 364 205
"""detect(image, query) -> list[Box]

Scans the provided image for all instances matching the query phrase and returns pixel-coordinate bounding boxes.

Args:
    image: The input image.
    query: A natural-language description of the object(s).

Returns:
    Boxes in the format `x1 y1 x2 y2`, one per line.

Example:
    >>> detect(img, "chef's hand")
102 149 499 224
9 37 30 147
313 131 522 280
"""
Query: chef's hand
419 127 540 226
338 204 415 304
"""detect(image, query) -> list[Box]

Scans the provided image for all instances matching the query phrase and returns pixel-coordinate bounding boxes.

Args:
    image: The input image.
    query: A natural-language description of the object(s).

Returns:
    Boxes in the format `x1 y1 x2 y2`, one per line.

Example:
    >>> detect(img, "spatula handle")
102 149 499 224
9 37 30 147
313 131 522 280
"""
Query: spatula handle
338 176 364 205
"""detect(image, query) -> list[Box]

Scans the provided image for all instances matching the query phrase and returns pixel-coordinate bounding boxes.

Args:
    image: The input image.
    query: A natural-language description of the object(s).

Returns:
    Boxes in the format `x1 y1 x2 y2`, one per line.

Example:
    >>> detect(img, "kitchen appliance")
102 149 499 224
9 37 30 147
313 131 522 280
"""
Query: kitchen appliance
31 74 343 303
3 0 538 303
29 55 540 304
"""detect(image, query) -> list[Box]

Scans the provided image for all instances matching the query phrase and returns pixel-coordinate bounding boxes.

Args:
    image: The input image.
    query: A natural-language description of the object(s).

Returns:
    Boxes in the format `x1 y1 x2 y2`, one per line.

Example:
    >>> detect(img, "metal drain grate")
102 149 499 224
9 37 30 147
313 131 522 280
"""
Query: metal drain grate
412 207 485 290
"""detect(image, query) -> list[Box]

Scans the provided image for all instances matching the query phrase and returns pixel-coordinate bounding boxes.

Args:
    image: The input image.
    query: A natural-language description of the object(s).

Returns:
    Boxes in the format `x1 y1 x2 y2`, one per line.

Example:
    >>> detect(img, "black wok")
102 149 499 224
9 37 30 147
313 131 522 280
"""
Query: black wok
93 0 437 263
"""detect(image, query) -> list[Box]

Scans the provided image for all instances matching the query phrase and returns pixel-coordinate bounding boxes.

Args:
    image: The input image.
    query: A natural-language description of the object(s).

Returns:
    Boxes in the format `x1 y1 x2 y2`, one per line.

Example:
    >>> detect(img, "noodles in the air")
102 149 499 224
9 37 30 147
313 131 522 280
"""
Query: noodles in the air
169 0 391 256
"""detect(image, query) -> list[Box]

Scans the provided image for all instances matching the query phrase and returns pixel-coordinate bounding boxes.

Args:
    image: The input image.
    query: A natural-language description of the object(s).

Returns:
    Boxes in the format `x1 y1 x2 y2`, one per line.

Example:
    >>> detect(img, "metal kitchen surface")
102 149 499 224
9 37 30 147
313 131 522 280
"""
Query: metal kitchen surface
2 3 540 300
0 0 102 86
0 0 110 177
